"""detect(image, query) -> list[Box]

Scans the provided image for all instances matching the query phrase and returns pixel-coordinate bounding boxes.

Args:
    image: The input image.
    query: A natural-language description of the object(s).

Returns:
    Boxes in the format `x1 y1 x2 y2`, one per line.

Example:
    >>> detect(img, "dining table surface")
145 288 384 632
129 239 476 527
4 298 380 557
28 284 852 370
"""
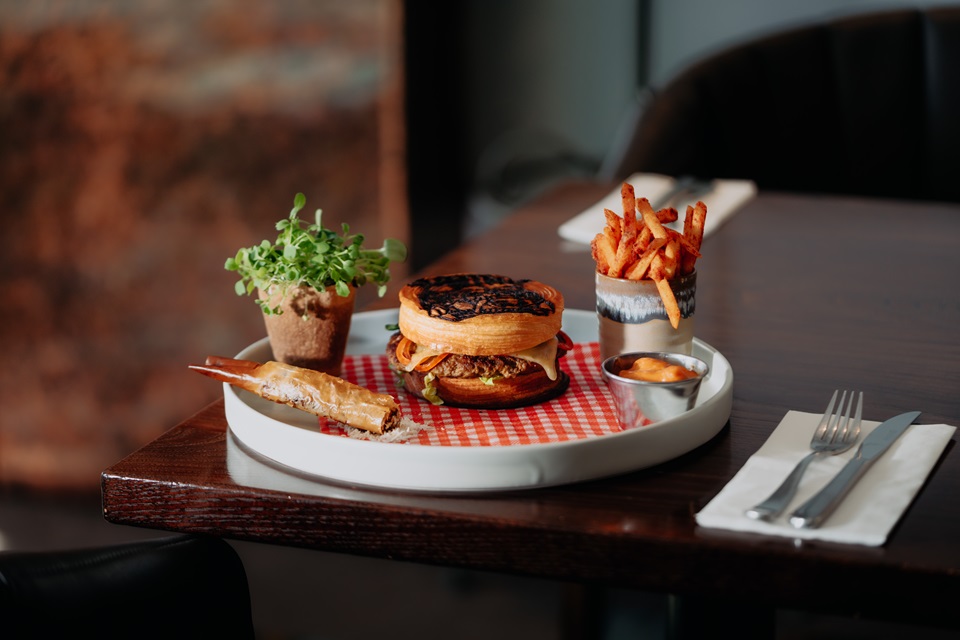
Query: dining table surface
101 181 960 634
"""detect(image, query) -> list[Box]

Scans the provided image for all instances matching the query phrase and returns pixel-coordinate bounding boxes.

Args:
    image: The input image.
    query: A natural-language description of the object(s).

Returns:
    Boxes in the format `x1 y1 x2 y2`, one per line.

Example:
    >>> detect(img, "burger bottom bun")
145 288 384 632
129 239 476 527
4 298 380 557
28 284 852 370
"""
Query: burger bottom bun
399 368 570 409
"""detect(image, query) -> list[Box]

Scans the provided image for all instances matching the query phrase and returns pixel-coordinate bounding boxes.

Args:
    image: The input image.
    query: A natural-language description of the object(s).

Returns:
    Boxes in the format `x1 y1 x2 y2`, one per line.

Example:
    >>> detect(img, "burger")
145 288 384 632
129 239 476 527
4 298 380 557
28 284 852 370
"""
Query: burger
386 274 573 408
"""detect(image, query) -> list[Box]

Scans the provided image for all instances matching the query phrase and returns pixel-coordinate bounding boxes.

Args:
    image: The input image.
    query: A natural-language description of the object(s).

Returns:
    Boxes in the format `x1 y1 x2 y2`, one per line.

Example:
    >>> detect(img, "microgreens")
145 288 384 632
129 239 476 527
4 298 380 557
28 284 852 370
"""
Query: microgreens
225 193 407 315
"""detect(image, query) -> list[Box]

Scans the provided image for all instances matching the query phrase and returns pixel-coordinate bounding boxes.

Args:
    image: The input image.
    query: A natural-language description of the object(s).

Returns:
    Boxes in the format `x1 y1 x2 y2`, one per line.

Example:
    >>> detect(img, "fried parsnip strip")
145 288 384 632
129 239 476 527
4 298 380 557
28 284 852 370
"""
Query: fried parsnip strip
603 208 622 245
638 198 669 240
191 356 402 434
635 226 653 254
621 182 637 227
592 230 618 275
611 210 639 277
661 237 680 280
670 228 701 260
656 207 679 224
680 202 707 274
624 237 667 280
655 277 681 329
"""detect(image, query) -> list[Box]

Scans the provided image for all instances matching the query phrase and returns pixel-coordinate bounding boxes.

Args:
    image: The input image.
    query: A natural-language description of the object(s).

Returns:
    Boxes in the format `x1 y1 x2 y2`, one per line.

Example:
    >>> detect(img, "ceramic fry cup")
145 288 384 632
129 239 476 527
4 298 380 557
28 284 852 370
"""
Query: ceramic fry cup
595 270 696 362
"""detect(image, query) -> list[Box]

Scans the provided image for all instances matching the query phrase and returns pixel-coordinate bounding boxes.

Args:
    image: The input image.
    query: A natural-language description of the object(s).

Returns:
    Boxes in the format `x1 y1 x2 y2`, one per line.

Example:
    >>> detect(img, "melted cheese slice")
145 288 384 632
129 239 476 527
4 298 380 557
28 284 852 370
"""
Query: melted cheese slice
513 336 559 380
403 344 444 372
402 337 560 380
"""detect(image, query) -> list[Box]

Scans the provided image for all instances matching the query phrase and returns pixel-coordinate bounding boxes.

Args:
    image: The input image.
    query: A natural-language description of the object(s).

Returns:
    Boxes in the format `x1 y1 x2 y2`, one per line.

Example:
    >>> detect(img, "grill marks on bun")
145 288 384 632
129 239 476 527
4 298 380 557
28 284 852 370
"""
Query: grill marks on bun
411 274 558 321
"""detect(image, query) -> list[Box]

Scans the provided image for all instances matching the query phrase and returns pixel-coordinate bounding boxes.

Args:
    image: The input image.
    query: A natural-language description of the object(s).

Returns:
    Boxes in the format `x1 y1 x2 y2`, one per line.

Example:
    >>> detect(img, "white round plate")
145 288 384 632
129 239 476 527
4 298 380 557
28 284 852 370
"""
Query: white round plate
224 309 733 492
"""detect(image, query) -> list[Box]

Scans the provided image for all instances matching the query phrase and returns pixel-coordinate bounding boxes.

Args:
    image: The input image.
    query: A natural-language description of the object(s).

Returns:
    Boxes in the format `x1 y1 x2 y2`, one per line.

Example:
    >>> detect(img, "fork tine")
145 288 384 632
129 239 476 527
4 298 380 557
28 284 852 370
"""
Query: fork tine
814 390 839 441
848 392 863 442
834 391 863 443
834 390 853 443
826 390 848 443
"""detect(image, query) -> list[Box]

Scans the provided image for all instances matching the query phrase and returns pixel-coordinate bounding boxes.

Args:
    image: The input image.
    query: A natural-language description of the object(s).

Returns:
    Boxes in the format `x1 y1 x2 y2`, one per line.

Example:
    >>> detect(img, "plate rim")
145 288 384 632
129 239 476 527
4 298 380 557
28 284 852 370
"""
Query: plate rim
224 308 733 491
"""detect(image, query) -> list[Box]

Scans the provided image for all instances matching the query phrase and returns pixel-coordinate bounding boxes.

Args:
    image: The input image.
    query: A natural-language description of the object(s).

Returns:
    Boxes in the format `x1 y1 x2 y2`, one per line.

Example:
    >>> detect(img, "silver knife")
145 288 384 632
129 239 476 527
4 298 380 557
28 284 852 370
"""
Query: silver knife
789 410 921 529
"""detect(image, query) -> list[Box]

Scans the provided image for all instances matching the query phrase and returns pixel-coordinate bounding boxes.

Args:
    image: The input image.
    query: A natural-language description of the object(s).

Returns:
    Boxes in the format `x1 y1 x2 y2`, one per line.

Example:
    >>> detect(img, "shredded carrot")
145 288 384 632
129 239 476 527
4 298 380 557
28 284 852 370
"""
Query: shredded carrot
395 336 415 365
395 336 450 372
414 353 450 372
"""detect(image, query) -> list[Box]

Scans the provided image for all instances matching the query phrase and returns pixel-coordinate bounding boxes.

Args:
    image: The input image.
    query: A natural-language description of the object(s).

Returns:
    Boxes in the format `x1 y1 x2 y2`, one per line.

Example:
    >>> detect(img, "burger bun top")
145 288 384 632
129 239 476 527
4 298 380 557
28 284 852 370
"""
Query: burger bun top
397 274 564 356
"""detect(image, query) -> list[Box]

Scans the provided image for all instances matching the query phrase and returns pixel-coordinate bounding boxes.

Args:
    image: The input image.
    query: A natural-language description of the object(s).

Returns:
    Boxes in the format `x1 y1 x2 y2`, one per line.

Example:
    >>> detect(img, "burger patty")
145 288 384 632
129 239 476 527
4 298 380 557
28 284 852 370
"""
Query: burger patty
386 332 548 379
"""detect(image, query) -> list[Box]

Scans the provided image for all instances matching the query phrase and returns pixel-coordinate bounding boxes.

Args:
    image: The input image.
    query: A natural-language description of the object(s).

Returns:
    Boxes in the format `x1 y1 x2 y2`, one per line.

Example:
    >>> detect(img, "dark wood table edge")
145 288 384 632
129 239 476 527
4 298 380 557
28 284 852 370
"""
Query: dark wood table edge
101 398 959 632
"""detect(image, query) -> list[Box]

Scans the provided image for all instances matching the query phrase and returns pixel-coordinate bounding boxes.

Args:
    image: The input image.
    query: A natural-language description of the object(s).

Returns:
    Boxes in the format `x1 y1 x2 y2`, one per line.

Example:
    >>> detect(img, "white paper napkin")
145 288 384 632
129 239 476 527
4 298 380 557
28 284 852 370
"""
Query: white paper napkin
558 172 757 244
695 410 956 546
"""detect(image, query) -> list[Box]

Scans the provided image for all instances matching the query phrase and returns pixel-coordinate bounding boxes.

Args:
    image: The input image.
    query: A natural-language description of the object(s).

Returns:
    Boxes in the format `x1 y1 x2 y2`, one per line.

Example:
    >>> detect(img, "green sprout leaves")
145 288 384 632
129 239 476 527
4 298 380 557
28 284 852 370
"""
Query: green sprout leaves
225 193 407 315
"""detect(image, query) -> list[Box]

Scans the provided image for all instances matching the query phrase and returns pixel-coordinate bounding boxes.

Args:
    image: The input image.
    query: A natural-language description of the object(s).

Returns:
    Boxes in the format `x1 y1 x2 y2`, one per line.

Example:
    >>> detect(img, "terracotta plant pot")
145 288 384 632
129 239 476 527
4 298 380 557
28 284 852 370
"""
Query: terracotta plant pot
258 284 356 376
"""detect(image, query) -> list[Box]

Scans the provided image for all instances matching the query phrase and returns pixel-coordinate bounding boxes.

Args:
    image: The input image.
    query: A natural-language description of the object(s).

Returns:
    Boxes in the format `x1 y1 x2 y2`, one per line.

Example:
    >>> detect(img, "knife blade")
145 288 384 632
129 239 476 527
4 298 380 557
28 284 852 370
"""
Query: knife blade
789 410 921 529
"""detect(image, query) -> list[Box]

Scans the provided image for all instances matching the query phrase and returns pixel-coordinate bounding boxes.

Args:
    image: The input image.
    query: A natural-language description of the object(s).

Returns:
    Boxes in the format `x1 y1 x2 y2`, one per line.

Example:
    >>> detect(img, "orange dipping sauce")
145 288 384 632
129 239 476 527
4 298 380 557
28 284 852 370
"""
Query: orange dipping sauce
617 357 698 383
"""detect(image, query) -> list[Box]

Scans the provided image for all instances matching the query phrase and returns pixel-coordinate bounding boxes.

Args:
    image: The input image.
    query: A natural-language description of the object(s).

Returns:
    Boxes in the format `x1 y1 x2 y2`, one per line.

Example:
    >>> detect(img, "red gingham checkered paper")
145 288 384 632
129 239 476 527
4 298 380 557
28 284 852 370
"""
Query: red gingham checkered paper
318 342 624 445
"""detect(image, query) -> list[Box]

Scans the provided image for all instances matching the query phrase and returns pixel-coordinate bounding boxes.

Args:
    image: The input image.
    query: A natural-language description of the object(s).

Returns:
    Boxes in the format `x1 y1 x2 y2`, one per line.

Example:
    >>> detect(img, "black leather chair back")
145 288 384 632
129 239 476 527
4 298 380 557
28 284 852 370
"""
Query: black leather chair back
0 535 255 639
606 7 960 202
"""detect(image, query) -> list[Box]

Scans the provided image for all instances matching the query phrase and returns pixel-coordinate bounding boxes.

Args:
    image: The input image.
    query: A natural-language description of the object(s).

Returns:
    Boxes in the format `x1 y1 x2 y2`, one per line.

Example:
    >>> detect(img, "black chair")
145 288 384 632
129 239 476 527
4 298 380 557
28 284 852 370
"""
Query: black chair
0 534 255 639
602 7 960 203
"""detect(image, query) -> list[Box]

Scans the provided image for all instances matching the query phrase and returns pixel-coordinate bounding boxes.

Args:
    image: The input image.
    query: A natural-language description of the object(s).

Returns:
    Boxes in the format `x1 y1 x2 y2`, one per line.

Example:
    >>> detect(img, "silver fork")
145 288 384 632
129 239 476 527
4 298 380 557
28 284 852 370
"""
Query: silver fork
745 390 863 522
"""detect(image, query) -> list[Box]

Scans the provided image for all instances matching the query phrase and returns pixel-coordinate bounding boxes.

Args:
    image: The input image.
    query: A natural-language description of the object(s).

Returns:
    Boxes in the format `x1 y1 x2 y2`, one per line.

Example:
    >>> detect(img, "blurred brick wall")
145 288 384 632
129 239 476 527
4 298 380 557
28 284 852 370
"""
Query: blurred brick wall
0 1 407 490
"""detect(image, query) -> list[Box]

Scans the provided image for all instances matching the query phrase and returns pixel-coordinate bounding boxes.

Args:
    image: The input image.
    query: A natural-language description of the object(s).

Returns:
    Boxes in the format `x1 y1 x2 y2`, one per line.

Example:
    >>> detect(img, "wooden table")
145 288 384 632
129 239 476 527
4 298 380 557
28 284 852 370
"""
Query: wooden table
102 183 960 635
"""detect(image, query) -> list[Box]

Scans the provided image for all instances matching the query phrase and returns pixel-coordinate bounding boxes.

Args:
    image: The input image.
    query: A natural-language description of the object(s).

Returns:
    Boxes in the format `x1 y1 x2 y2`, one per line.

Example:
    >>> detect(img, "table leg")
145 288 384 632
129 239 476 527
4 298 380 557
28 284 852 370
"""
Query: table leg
667 594 775 640
561 583 606 640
